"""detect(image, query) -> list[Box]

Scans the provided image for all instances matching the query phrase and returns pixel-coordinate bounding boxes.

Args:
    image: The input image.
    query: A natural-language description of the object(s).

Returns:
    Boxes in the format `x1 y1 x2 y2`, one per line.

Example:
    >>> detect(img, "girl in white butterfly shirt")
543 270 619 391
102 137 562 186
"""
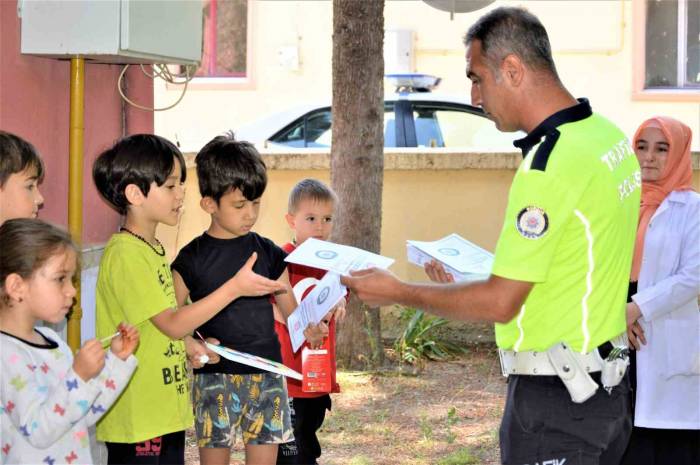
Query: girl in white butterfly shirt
0 219 139 464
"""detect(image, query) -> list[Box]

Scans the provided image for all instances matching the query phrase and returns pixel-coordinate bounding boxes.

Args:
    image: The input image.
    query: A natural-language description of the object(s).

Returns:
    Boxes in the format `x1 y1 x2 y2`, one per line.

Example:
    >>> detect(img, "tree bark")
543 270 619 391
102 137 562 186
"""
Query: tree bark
331 0 385 369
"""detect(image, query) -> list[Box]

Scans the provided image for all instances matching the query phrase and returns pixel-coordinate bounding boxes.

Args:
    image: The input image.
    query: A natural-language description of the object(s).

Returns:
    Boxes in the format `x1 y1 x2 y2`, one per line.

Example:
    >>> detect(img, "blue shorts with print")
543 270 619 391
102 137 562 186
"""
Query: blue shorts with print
193 372 294 448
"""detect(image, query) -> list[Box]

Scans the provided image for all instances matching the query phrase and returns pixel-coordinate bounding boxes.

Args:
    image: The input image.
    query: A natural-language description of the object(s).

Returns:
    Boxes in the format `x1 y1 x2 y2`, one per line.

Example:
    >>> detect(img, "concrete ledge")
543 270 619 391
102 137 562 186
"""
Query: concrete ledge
184 149 700 171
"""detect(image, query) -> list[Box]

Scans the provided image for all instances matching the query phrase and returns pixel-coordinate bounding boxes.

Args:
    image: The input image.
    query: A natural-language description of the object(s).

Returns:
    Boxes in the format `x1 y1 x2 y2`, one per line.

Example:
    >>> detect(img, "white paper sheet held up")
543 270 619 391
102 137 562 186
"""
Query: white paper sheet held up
406 233 494 282
287 271 347 353
285 237 394 275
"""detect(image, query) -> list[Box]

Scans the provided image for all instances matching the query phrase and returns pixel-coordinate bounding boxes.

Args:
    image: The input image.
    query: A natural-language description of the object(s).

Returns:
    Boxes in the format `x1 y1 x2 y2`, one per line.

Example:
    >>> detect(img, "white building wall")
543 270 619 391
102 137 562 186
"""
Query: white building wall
155 0 699 152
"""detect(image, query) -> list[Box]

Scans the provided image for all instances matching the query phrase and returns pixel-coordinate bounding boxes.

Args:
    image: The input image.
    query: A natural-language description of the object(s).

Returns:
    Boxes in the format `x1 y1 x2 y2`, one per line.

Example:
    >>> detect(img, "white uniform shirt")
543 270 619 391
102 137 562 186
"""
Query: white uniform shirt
632 189 700 429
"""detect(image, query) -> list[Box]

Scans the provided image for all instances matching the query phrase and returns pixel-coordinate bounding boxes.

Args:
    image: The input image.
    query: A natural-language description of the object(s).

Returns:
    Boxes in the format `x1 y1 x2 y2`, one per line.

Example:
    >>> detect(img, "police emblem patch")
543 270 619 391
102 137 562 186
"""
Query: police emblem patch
516 206 549 239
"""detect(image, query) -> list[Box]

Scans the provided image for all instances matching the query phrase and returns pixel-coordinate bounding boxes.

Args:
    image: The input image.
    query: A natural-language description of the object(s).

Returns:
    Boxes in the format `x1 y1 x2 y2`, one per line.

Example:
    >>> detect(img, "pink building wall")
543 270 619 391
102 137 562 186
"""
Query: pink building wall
0 1 154 245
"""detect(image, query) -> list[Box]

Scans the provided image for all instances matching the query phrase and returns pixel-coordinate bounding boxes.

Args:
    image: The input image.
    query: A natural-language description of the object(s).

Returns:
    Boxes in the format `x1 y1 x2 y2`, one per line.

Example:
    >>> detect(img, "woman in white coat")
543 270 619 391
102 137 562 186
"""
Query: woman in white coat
622 116 699 464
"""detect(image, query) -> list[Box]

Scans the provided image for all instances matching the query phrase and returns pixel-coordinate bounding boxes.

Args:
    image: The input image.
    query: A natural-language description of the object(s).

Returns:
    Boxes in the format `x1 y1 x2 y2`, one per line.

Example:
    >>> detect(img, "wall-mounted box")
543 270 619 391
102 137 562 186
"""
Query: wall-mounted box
384 29 414 74
20 0 202 65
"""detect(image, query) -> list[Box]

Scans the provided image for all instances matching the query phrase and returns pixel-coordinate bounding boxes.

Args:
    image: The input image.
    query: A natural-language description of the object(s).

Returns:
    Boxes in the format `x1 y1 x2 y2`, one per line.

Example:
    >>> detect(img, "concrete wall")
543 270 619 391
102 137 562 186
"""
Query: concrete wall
155 0 699 153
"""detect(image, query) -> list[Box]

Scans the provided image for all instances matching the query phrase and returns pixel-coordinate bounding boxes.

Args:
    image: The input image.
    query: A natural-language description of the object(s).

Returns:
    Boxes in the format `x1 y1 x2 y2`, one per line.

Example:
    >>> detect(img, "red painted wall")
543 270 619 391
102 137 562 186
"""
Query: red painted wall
0 1 154 245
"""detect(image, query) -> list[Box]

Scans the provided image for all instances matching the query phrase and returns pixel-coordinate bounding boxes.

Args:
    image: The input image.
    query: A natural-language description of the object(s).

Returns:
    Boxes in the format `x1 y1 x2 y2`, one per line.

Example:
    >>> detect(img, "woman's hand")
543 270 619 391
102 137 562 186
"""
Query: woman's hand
626 302 646 350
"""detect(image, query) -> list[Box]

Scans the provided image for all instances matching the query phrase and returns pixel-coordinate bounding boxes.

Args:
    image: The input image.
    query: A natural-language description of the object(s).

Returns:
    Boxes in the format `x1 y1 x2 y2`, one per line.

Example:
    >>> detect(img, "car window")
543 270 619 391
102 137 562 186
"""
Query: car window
412 104 520 150
271 104 397 148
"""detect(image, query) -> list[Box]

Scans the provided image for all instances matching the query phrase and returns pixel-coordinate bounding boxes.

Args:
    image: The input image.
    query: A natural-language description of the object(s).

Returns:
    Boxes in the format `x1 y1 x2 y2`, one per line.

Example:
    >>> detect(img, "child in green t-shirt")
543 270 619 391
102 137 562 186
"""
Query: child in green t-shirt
92 134 286 465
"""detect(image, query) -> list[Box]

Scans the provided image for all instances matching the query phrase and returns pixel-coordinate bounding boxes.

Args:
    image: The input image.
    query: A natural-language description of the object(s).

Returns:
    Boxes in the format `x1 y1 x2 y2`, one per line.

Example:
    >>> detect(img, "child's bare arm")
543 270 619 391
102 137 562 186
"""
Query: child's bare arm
272 269 297 319
151 252 285 339
274 269 328 348
173 270 190 307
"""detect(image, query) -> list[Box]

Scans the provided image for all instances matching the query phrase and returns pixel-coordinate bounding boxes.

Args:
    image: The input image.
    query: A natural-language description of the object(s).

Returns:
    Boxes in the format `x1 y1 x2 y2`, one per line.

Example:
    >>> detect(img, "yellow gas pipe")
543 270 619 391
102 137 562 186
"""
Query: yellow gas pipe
67 57 84 352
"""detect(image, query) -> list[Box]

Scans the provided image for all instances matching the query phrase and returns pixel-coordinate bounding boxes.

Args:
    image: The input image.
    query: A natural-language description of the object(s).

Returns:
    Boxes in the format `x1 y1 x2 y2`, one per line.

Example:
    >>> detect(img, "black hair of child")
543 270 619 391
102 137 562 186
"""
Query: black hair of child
0 131 45 187
93 134 186 214
195 133 267 203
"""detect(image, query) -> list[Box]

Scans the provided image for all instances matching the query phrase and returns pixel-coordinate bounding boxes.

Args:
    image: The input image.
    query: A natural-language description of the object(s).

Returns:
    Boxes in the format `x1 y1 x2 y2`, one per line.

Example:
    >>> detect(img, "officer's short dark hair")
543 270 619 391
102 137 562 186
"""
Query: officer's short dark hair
195 132 267 203
288 178 338 214
0 131 45 187
93 134 186 214
464 7 558 76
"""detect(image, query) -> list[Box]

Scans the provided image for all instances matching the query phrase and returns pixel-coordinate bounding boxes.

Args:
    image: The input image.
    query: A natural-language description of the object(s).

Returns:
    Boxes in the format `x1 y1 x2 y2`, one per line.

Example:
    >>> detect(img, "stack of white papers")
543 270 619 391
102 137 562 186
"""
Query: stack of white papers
285 237 394 275
286 271 347 352
406 233 494 282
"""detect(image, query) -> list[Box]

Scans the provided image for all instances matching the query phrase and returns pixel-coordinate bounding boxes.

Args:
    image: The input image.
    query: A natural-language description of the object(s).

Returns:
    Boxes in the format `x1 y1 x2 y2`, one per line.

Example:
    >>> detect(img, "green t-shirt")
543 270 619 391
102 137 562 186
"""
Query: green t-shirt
95 233 193 443
492 102 640 354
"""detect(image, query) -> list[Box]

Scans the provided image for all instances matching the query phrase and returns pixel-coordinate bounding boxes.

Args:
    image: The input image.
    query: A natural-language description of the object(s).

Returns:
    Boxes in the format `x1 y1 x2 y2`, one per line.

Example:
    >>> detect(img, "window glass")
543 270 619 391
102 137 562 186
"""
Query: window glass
272 105 396 148
687 0 700 86
412 105 520 150
197 0 247 78
645 0 678 88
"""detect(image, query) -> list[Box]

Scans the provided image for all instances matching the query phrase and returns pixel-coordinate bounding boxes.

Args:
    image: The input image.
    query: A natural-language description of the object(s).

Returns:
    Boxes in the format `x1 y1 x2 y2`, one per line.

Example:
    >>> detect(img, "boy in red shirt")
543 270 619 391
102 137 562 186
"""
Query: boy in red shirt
274 179 345 465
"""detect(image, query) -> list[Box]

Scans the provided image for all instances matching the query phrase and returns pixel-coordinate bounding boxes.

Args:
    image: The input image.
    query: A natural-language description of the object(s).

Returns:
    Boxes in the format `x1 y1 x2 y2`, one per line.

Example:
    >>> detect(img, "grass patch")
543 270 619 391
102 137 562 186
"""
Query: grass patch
437 447 481 465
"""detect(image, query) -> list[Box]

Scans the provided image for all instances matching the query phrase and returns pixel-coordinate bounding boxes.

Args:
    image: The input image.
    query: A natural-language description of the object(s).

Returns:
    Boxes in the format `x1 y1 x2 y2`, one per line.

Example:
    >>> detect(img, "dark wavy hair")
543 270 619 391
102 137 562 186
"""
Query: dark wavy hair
195 132 267 203
93 134 186 214
0 131 45 187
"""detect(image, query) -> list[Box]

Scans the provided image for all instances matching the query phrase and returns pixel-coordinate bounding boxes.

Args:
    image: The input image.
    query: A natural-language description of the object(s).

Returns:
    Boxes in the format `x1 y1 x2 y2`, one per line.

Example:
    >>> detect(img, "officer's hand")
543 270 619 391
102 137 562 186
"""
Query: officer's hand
424 260 454 283
341 268 402 307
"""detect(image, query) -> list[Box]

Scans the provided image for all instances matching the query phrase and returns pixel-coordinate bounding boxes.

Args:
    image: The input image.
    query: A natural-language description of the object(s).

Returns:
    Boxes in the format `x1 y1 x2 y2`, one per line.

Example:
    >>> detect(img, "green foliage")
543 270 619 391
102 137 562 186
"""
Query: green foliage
394 307 467 364
418 414 433 440
446 406 458 444
347 455 373 465
437 447 480 465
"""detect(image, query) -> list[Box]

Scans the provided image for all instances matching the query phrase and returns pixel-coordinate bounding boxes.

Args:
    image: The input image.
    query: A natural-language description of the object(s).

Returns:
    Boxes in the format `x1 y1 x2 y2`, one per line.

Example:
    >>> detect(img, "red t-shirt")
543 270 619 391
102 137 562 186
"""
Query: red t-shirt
274 242 341 398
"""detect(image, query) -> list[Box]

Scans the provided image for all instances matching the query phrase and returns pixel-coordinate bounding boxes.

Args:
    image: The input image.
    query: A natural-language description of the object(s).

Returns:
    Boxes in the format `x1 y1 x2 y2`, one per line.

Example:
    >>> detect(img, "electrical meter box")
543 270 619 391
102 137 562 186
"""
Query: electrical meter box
19 0 202 65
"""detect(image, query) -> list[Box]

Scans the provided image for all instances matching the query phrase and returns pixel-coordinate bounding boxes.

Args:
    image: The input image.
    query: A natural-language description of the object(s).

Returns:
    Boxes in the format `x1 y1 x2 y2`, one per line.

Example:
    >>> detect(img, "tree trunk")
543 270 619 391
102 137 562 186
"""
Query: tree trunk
331 0 385 369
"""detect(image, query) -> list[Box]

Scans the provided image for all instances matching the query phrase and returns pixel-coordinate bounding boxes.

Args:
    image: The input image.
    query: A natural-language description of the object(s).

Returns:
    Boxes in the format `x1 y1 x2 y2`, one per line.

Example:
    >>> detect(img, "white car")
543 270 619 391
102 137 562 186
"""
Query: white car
235 74 521 151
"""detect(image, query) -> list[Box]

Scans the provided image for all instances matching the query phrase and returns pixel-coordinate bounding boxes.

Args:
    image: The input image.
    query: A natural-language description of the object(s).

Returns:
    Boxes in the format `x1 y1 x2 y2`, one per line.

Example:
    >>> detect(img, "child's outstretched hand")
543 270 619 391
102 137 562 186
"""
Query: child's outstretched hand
304 321 329 350
230 252 286 297
110 323 140 361
73 339 106 382
185 335 221 368
328 299 347 324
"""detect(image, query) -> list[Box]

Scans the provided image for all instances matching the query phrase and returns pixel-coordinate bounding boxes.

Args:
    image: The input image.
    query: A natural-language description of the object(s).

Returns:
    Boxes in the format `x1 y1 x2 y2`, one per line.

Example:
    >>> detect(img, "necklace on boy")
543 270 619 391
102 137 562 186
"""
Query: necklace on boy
120 227 166 256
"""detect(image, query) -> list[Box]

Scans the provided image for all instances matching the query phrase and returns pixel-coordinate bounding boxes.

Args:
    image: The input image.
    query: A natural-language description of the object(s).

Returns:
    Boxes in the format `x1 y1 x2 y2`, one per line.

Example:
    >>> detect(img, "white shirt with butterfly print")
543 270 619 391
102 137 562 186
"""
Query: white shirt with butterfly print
0 327 137 464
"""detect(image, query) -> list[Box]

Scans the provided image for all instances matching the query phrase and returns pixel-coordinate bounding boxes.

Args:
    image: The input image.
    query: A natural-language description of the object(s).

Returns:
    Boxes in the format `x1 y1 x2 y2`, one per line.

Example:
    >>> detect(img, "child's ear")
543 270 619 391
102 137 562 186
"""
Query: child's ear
124 184 146 207
200 196 217 214
285 213 296 230
4 273 28 303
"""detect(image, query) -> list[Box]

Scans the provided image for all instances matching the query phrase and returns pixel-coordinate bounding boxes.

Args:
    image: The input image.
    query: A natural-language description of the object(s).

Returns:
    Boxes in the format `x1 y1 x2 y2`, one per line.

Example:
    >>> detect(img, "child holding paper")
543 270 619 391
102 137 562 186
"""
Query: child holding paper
274 178 345 465
171 135 326 465
92 134 282 465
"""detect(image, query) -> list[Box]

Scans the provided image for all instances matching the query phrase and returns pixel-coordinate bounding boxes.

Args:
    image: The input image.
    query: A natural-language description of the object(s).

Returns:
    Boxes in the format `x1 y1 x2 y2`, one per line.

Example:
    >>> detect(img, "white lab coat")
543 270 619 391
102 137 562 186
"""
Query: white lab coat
632 189 700 429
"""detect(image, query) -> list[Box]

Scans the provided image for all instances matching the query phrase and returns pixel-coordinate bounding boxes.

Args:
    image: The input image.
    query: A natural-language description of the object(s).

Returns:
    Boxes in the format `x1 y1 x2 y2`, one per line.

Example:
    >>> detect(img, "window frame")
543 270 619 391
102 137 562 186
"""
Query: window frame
175 0 255 91
632 0 700 101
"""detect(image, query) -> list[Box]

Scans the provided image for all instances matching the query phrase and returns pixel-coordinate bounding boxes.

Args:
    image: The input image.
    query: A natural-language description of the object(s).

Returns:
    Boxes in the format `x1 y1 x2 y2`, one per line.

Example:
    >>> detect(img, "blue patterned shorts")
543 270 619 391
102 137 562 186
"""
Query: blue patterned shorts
193 372 293 448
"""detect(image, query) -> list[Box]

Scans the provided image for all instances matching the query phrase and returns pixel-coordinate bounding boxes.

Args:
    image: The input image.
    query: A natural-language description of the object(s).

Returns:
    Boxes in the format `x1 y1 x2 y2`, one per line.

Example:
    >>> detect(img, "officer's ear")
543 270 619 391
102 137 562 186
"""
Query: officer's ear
501 54 524 87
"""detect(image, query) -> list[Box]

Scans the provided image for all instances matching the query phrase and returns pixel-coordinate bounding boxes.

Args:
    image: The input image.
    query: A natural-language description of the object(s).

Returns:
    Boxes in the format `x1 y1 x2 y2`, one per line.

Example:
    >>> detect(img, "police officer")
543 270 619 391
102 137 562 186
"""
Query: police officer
342 7 640 465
